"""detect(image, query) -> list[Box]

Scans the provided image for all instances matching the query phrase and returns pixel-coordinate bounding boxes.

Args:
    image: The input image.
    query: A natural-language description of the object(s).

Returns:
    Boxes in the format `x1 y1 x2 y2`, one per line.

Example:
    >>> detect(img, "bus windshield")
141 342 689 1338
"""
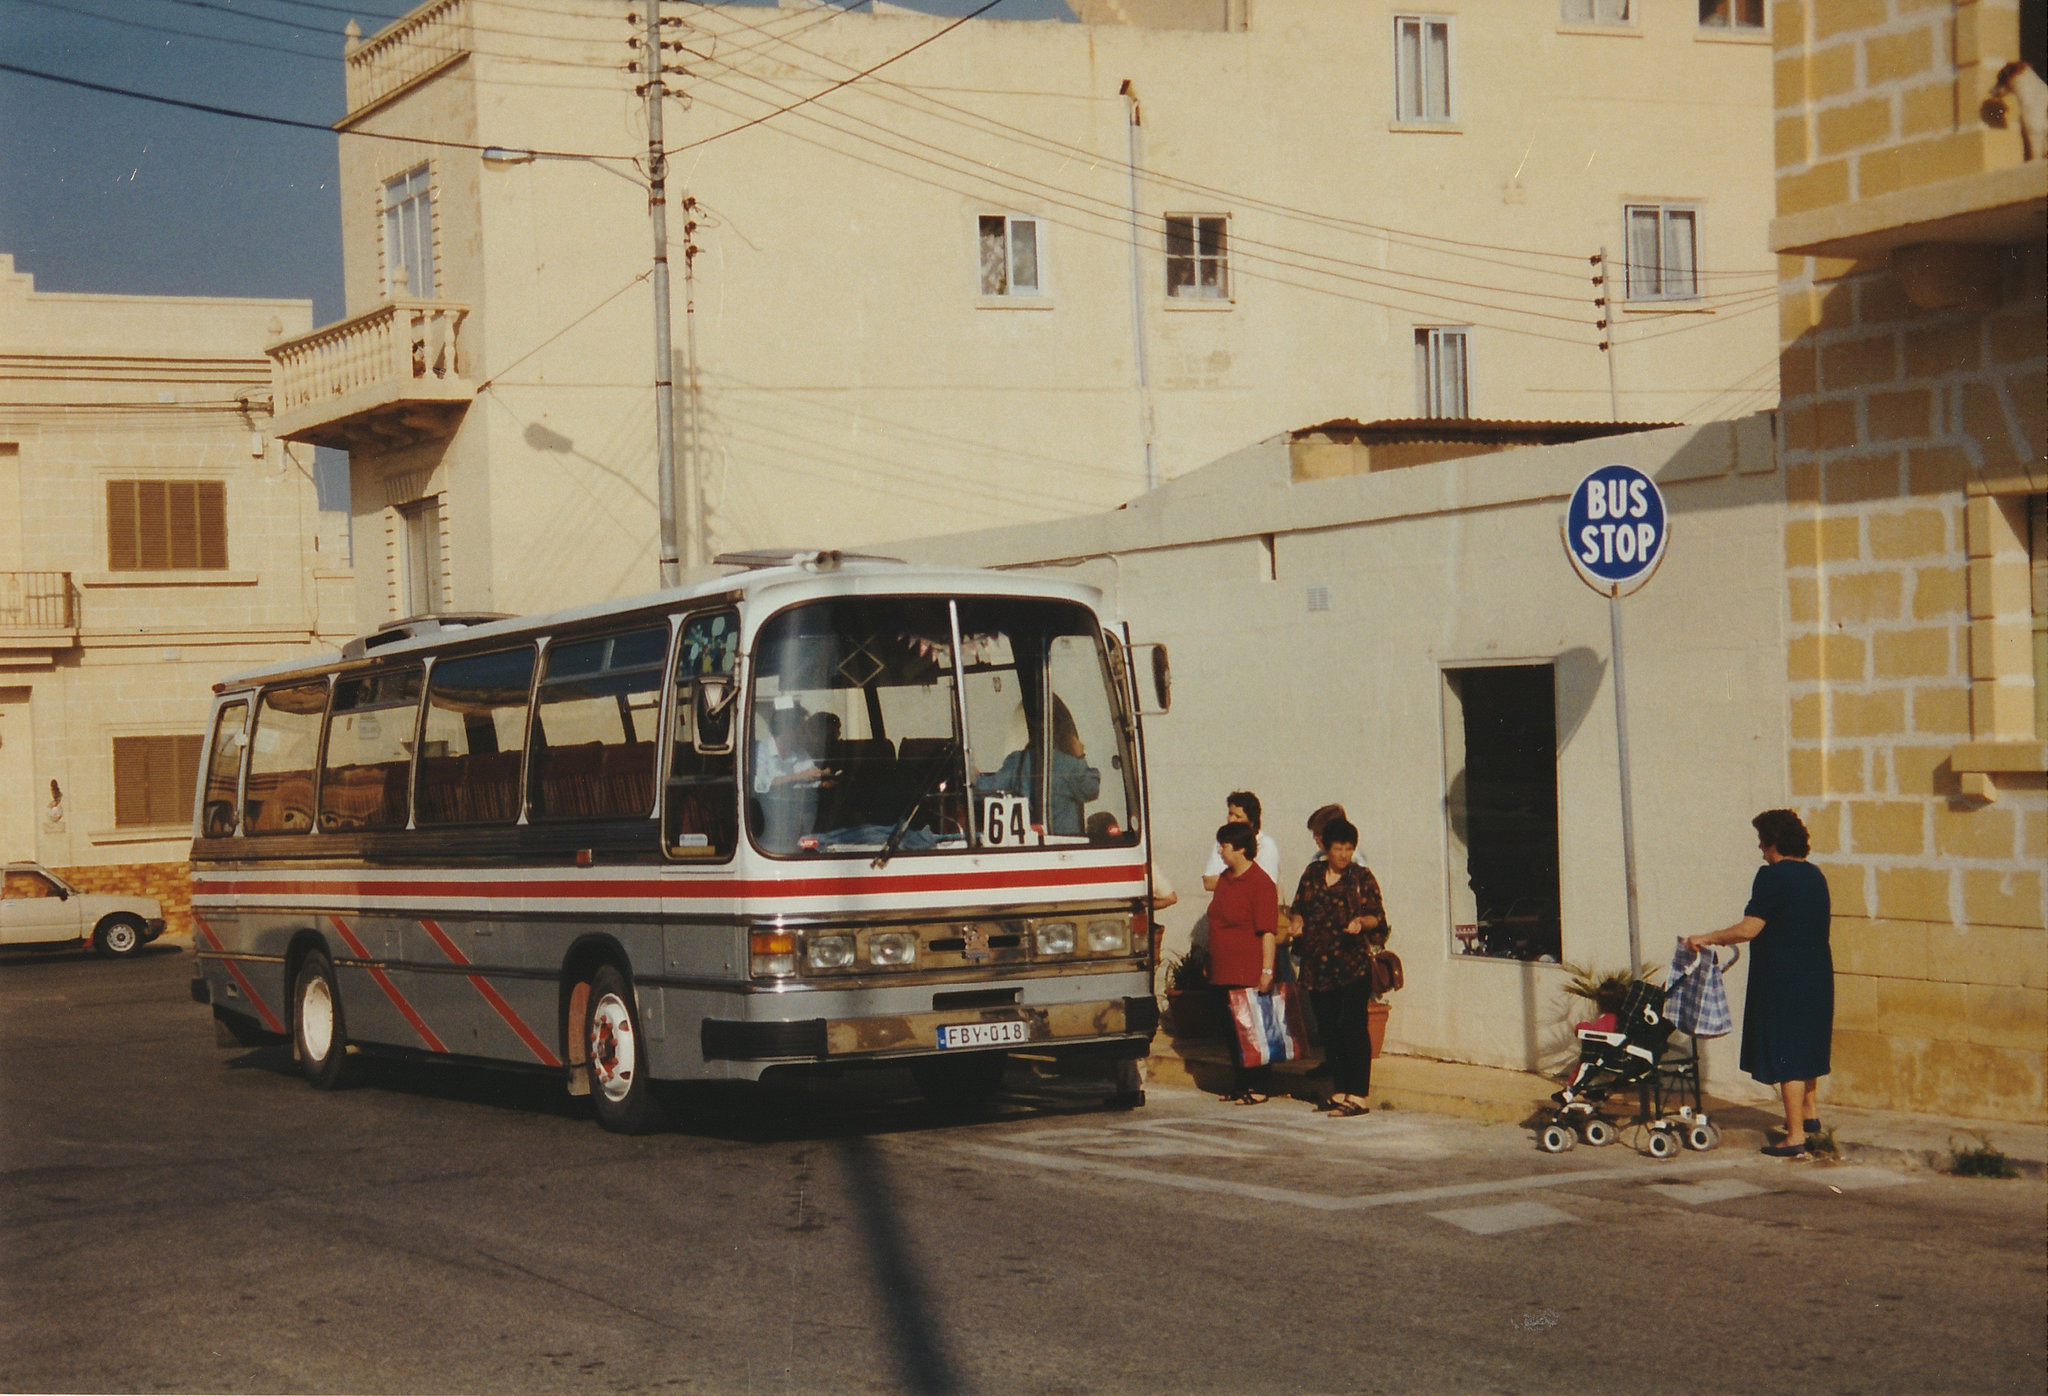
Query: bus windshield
747 595 1135 856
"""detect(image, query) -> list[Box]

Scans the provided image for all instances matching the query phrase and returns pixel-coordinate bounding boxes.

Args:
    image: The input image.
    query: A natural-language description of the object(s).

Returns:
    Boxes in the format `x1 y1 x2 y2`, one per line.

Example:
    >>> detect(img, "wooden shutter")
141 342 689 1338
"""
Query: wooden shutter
113 734 206 826
107 481 139 571
196 481 227 569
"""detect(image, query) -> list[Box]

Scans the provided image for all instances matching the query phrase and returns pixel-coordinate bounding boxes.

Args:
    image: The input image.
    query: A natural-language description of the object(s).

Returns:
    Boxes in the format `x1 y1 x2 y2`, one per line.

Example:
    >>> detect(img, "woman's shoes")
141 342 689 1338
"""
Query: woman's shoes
1222 1089 1269 1105
1804 1117 1821 1133
1325 1100 1370 1118
1760 1142 1810 1159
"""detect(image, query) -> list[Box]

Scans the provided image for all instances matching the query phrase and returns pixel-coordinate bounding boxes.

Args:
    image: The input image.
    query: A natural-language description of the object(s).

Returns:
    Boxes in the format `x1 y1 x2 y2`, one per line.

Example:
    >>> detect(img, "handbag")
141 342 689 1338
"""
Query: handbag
1369 947 1404 996
1665 941 1732 1038
1227 983 1308 1067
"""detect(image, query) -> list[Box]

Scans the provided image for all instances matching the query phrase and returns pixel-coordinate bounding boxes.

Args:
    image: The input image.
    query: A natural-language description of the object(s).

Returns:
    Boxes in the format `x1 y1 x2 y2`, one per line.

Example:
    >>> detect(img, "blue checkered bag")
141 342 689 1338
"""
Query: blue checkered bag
1666 941 1733 1039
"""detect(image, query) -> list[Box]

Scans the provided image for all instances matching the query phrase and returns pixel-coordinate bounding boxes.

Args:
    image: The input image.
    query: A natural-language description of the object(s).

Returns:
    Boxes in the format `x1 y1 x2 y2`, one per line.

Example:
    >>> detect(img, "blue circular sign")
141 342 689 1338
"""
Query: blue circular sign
1565 464 1667 590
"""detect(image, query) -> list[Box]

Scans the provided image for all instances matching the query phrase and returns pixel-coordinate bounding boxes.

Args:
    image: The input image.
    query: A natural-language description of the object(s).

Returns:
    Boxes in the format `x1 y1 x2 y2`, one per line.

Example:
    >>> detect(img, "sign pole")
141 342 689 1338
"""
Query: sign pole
1608 584 1643 975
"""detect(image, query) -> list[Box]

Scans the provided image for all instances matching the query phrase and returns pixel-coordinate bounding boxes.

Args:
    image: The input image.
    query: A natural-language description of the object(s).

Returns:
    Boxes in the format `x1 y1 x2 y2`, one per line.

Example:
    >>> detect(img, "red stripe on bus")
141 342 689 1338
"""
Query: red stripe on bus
192 912 285 1035
328 915 448 1054
419 917 561 1068
193 863 1144 902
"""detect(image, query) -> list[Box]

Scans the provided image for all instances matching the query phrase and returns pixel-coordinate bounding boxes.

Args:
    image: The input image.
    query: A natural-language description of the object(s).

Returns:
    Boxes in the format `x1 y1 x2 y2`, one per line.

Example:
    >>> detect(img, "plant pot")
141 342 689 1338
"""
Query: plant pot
1166 988 1225 1039
1367 999 1390 1058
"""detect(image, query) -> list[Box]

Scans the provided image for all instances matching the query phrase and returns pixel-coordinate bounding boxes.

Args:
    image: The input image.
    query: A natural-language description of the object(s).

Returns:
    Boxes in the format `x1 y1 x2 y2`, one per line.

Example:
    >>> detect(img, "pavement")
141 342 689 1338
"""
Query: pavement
1147 1031 2048 1178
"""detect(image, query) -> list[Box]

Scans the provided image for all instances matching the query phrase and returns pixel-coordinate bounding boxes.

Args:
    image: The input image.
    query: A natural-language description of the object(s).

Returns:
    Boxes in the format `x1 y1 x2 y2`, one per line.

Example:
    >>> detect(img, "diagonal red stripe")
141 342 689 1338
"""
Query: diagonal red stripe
329 914 447 1054
419 919 558 1067
192 912 283 1033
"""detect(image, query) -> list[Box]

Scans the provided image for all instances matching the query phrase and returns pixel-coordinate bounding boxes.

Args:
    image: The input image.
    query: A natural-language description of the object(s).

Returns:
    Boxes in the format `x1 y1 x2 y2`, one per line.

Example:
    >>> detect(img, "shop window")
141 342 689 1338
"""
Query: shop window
1443 664 1562 963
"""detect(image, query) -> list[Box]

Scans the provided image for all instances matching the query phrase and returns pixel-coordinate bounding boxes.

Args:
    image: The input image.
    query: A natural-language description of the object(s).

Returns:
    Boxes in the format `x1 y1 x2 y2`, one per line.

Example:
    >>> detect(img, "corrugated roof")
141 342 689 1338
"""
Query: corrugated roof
1291 417 1682 447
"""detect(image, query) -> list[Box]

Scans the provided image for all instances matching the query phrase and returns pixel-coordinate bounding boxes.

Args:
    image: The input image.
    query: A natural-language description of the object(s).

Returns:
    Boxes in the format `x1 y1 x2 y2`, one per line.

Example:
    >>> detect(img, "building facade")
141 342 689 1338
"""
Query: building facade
274 0 1778 632
1770 0 2046 1121
0 256 354 932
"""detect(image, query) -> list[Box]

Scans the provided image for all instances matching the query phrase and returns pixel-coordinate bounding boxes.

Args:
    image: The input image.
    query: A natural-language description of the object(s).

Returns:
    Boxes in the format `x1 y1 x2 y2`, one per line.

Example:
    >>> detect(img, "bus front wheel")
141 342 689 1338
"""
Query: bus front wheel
912 1051 1006 1113
585 965 664 1135
293 949 351 1090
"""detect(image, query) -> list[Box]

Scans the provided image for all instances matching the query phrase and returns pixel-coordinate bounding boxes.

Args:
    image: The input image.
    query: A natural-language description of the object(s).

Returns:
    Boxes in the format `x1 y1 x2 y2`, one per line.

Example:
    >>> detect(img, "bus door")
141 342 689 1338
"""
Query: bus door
663 609 743 1000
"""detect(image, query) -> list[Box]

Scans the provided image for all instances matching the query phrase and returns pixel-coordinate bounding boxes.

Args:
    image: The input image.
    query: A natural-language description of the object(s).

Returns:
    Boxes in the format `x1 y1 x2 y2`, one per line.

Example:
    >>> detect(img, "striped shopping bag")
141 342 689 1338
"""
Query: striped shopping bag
1666 942 1734 1039
1227 983 1309 1066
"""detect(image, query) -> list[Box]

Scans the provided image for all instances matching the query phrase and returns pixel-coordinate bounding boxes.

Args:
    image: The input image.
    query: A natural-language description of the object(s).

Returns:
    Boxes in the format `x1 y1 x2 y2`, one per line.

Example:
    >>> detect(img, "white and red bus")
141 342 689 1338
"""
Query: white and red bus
188 555 1168 1131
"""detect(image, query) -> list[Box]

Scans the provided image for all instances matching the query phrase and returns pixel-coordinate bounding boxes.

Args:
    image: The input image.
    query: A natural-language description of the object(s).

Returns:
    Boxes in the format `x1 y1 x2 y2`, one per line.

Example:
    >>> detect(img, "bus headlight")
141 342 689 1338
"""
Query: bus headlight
805 933 855 972
750 930 797 978
1034 921 1077 956
867 931 918 967
1085 918 1130 955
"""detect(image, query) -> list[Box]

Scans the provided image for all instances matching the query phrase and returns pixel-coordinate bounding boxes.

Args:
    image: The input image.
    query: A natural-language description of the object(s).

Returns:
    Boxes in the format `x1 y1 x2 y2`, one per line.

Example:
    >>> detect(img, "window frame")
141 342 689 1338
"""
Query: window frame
399 497 444 618
1392 14 1455 126
1163 213 1232 303
383 163 436 300
1623 203 1702 303
1440 661 1564 966
200 700 250 839
112 733 207 830
243 680 332 837
527 623 670 824
105 479 228 572
1559 0 1636 27
976 213 1044 299
1414 325 1471 419
1696 0 1765 33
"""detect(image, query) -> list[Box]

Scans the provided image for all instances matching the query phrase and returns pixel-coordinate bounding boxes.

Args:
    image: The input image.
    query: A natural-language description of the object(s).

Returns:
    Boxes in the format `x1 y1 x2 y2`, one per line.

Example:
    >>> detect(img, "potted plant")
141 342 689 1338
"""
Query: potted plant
1163 948 1223 1039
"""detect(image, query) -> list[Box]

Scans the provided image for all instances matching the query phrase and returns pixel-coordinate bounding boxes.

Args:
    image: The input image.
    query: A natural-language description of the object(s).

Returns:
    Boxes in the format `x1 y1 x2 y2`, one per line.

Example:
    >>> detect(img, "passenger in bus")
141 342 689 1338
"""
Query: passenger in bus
974 696 1100 835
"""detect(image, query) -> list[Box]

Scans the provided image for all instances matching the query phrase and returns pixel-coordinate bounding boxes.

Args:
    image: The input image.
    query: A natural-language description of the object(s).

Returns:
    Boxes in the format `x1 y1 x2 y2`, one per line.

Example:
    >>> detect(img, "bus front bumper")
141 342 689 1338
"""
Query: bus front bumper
701 995 1159 1063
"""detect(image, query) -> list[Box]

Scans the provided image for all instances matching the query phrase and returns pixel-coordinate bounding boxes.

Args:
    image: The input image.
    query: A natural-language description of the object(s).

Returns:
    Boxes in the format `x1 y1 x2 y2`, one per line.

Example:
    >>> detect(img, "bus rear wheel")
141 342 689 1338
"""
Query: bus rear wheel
585 965 664 1135
912 1051 1007 1113
293 949 351 1090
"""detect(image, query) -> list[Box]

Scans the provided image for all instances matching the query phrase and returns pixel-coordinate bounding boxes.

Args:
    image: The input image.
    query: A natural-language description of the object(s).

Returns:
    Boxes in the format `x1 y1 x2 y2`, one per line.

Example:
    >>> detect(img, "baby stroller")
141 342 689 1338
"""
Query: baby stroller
1537 952 1735 1158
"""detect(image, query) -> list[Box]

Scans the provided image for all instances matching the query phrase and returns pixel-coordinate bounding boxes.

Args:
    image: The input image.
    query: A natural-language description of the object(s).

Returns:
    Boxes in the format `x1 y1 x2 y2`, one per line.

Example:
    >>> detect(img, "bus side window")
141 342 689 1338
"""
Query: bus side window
245 681 328 835
417 647 535 826
201 700 249 838
530 626 666 821
666 610 739 859
321 667 423 831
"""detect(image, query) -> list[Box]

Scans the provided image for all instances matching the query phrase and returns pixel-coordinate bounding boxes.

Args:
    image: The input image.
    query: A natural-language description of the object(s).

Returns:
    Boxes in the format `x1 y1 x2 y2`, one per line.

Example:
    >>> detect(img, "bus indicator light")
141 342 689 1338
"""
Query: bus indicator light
750 930 798 978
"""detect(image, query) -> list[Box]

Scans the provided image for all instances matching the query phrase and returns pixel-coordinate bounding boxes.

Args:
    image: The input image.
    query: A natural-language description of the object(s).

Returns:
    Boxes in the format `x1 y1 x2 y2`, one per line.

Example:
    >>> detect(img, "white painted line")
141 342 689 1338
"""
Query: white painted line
958 1142 1730 1212
1430 1200 1576 1235
1650 1178 1767 1205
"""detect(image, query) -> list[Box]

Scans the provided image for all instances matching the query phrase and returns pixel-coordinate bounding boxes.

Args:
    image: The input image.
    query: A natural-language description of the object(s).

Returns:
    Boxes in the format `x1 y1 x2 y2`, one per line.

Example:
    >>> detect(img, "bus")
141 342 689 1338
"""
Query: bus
188 554 1170 1132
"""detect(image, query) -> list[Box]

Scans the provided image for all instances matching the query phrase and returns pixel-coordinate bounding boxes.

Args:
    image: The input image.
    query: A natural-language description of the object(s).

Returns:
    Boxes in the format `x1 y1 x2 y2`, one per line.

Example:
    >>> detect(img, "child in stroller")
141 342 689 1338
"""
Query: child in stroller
1538 975 1722 1157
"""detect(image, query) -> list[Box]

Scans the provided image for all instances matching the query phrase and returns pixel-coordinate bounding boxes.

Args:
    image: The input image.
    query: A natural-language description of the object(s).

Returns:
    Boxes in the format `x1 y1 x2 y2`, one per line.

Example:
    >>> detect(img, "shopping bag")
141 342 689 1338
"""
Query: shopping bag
1666 942 1733 1038
1227 983 1308 1066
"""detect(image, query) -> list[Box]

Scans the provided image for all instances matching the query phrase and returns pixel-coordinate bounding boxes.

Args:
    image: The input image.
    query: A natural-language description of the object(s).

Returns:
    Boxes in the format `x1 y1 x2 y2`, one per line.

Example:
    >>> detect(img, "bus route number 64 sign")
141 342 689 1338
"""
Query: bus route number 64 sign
1565 463 1668 595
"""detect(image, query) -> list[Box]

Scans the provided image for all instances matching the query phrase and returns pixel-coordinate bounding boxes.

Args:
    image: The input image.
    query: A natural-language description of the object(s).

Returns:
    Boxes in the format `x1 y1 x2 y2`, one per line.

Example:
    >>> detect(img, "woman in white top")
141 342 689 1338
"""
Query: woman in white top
1201 790 1280 890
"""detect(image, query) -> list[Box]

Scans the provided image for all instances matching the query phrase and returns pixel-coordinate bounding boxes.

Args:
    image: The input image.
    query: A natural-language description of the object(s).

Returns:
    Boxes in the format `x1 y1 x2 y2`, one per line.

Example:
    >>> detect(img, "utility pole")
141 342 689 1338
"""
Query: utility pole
1594 247 1619 423
643 0 681 586
681 194 703 570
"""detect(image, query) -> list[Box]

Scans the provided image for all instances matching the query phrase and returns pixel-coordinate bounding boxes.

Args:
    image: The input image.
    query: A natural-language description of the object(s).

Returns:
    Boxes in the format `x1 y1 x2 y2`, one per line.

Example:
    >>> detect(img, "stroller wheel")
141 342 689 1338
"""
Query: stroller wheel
1645 1127 1680 1159
1685 1123 1720 1151
1579 1118 1616 1148
1539 1122 1576 1154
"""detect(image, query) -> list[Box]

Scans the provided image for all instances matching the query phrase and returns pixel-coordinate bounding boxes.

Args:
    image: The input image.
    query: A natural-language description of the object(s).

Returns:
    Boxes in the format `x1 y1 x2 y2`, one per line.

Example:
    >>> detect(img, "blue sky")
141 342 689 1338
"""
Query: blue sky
0 0 1074 324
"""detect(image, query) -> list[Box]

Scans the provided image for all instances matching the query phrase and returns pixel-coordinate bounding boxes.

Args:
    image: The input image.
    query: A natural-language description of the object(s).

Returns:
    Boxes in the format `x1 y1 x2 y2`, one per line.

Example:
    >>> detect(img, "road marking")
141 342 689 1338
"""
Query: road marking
958 1141 1730 1213
1650 1178 1767 1205
1007 1113 1450 1161
1430 1201 1577 1235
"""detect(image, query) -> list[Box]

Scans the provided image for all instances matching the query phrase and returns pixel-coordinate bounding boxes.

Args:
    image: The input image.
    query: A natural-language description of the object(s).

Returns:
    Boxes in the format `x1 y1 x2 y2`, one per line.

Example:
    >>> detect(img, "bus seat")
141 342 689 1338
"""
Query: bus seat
602 741 657 818
534 741 605 819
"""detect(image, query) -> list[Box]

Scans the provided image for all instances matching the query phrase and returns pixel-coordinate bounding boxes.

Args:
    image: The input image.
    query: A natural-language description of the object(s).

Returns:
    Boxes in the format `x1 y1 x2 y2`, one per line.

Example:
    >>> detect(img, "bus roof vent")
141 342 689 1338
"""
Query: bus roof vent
340 612 514 660
713 549 904 573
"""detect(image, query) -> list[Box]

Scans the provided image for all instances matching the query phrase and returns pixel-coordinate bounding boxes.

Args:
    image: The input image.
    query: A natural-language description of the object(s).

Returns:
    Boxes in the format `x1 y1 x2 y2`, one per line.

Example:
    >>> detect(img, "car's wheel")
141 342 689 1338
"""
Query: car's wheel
293 949 351 1090
911 1051 1007 1113
94 916 145 958
585 964 664 1135
1580 1117 1616 1148
1538 1123 1577 1154
1645 1127 1681 1159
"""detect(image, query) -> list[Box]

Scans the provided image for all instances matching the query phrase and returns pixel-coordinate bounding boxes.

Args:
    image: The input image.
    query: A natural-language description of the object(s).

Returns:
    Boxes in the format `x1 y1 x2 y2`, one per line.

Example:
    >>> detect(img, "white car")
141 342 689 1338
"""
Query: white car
1 863 167 957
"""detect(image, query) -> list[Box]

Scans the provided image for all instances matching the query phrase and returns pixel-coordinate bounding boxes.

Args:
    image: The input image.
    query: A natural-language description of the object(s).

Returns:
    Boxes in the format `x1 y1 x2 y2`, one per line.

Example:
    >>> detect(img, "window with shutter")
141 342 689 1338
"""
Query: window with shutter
113 734 205 827
106 480 227 571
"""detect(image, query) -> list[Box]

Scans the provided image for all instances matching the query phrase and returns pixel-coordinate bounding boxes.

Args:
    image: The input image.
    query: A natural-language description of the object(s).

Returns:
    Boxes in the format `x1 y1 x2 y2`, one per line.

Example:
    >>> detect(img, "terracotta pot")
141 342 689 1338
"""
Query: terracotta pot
1367 1000 1390 1058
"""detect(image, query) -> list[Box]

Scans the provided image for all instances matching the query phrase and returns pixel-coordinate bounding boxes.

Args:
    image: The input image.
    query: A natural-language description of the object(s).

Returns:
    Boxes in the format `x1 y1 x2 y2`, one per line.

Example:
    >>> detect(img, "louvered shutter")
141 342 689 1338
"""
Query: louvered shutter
197 482 227 569
107 481 139 571
112 737 151 826
136 481 170 571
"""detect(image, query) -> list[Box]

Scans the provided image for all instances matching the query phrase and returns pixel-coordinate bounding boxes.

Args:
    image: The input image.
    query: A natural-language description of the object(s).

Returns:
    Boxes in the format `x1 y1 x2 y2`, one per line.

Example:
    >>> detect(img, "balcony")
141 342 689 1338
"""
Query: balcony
268 300 474 451
0 572 79 663
344 0 469 119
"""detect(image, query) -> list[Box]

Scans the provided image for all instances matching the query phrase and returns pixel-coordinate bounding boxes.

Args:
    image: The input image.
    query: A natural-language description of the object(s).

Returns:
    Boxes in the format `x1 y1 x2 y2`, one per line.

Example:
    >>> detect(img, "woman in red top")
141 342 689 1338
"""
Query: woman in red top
1208 821 1279 1103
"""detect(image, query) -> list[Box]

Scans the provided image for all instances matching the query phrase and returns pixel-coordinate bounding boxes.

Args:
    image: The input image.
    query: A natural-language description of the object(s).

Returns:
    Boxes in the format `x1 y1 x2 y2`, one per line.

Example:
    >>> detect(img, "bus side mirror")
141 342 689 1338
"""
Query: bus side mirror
1131 643 1171 715
693 675 737 755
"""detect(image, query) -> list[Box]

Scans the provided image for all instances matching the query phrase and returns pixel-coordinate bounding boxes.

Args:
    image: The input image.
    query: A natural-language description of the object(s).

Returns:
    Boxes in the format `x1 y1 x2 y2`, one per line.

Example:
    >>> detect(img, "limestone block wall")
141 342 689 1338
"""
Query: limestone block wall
1774 0 2046 1122
52 861 195 944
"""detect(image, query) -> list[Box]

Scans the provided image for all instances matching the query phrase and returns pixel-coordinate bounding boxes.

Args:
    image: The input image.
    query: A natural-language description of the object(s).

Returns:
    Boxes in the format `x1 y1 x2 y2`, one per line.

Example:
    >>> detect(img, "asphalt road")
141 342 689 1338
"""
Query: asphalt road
3 947 2043 1396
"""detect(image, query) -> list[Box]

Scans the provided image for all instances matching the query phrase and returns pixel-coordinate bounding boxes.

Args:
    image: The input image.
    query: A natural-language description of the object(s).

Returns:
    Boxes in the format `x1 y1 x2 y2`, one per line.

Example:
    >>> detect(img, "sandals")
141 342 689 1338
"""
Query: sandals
1760 1143 1810 1159
1325 1100 1370 1118
1222 1089 1270 1106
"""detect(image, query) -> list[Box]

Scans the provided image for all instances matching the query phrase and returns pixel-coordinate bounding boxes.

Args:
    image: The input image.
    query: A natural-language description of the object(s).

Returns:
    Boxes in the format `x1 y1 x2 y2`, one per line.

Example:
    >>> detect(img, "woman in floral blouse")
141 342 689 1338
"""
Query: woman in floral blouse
1288 816 1385 1116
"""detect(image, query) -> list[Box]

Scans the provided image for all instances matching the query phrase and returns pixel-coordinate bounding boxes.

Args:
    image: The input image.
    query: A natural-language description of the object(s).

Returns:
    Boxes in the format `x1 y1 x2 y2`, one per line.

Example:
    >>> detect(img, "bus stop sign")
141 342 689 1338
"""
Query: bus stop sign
1565 464 1667 594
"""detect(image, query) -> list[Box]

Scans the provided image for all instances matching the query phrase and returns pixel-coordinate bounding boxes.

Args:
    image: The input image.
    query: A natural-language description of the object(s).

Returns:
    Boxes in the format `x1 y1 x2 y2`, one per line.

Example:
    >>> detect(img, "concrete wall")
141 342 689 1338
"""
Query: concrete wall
1773 0 2046 1121
321 0 1778 630
892 419 1791 1101
0 256 355 878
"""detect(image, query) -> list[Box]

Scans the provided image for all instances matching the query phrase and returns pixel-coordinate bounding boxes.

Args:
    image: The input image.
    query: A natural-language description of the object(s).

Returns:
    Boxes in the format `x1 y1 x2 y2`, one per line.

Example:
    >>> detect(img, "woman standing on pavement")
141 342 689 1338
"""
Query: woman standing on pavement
1684 808 1833 1159
1288 817 1384 1117
1207 821 1280 1105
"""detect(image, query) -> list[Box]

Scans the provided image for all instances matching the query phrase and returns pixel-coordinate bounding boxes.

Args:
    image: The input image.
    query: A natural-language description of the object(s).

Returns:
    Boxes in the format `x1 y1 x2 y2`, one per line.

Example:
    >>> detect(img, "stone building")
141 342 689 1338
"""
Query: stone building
0 256 354 932
272 0 1779 633
1770 0 2045 1120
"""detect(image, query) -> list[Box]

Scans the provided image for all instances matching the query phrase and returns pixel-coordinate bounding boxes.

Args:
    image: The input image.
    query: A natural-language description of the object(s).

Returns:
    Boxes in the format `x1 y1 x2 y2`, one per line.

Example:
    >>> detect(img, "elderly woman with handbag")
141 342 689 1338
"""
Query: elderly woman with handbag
1287 816 1386 1117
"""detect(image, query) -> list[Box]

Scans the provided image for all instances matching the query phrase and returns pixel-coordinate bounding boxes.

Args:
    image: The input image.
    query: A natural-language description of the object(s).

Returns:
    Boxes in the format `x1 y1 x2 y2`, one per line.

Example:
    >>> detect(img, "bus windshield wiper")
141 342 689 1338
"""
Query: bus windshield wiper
873 737 960 869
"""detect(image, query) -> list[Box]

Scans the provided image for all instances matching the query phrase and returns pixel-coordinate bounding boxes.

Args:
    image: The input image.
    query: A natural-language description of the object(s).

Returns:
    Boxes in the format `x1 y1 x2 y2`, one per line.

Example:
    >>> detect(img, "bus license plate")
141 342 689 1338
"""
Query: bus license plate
938 1020 1029 1049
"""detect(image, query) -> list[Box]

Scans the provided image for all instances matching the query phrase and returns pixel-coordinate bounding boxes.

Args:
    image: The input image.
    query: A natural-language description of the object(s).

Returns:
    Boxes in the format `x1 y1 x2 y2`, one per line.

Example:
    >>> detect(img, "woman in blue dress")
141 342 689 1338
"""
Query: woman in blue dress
1684 809 1833 1159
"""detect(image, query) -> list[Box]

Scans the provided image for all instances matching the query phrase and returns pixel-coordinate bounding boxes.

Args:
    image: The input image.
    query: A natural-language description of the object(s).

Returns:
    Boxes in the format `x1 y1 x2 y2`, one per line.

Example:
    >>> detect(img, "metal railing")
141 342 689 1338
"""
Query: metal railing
269 300 471 419
0 572 76 632
344 0 468 116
